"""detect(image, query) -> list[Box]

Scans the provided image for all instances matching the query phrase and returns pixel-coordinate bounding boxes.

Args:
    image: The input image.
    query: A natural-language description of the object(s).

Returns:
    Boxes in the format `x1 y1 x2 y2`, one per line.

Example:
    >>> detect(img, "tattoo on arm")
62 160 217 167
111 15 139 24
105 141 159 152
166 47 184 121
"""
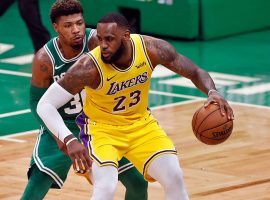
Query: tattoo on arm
31 49 53 87
145 36 216 94
145 36 176 67
171 54 198 78
40 64 49 73
171 54 216 93
153 39 176 63
59 55 101 94
147 37 198 78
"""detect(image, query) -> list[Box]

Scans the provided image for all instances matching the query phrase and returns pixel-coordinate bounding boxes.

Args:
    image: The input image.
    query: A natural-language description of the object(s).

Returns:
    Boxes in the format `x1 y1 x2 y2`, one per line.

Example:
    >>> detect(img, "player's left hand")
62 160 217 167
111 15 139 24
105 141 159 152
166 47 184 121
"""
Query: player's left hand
204 90 234 120
64 135 92 173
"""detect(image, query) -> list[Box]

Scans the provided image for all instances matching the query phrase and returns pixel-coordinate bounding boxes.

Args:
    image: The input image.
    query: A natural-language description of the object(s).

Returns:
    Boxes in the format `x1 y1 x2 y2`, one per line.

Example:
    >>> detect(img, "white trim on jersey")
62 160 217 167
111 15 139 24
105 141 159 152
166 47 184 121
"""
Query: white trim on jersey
87 29 96 51
33 126 64 188
44 44 55 76
53 35 86 63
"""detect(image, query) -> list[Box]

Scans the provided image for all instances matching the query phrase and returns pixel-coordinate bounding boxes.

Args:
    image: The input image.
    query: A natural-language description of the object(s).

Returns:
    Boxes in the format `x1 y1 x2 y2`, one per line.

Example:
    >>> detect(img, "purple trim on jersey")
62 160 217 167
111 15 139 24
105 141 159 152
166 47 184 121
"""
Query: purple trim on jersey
75 112 89 148
75 112 118 167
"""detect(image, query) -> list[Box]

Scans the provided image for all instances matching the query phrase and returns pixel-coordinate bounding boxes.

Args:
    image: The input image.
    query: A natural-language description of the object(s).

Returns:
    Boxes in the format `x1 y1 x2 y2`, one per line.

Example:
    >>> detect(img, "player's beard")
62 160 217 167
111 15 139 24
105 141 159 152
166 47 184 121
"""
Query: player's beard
71 36 84 50
101 41 125 64
71 42 83 50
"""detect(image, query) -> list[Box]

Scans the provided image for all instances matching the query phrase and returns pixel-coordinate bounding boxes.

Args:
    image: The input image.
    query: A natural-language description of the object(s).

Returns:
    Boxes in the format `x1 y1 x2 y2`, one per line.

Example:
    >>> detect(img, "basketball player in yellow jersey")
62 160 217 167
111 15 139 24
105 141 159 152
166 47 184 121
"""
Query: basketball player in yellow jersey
83 34 152 125
37 13 234 200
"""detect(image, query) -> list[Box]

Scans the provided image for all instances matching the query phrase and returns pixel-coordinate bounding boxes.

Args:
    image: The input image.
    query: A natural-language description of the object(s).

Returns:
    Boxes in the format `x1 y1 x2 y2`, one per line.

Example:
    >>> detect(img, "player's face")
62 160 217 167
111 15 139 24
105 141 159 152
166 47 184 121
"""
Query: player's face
53 13 85 49
97 22 129 63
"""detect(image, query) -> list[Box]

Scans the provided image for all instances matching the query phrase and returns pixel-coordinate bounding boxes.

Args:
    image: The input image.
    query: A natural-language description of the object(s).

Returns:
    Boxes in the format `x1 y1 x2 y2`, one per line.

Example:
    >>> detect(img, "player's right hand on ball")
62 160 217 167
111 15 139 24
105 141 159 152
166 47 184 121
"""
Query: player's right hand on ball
205 90 234 120
64 135 92 173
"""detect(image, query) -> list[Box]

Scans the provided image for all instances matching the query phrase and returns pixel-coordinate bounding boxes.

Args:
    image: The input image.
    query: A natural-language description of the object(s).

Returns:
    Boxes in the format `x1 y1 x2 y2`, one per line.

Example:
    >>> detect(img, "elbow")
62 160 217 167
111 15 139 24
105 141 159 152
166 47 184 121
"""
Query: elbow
36 99 45 119
37 99 53 120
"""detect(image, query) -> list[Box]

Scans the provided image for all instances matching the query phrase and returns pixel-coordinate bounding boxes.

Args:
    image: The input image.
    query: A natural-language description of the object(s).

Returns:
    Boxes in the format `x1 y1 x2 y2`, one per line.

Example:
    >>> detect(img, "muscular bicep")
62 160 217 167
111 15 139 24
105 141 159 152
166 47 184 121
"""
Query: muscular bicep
31 49 53 88
58 54 100 94
144 35 199 79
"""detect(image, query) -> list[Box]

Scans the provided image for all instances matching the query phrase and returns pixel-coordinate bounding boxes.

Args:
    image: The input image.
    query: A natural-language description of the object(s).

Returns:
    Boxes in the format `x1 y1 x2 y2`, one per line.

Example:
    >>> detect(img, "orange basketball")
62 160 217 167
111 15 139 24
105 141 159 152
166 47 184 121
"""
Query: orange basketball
192 103 233 145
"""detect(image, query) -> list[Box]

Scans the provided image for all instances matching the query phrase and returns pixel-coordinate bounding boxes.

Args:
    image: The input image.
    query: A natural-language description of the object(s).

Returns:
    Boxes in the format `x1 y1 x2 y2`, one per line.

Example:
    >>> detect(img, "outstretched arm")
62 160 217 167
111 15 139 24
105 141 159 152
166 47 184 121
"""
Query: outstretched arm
144 35 233 119
37 54 100 172
37 54 100 140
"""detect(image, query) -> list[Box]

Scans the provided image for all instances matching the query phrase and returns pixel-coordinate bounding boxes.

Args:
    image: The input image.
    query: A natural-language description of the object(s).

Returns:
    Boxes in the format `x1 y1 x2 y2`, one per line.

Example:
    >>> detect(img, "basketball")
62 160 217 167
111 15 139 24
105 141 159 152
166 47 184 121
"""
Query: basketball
192 103 233 145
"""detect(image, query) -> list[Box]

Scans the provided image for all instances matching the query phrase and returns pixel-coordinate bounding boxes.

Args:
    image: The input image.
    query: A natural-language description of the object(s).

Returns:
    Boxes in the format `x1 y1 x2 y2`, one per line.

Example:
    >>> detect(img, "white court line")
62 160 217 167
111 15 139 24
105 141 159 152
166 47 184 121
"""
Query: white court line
150 90 204 100
0 129 39 143
0 69 32 77
0 54 34 65
151 99 203 110
1 91 270 142
230 101 270 110
151 98 270 111
0 138 27 143
0 91 201 119
228 83 270 95
150 90 270 110
0 109 31 118
0 43 14 55
210 72 260 82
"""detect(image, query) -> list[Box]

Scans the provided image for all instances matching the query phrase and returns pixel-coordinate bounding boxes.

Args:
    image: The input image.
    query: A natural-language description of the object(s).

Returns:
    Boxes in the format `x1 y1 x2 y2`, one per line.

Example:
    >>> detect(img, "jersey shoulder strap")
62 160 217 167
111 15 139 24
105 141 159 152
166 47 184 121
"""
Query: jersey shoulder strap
84 28 95 52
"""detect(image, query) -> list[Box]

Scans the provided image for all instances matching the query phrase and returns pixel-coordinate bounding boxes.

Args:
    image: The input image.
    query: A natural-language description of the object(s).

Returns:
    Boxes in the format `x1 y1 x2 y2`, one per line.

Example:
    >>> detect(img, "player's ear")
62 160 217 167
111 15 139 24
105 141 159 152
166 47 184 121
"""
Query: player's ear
123 29 130 41
53 23 59 33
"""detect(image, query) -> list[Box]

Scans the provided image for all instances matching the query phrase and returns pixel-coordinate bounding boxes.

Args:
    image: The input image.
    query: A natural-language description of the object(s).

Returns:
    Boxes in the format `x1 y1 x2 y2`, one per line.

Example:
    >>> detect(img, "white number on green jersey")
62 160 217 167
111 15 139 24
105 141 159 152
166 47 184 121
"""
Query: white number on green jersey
64 90 85 114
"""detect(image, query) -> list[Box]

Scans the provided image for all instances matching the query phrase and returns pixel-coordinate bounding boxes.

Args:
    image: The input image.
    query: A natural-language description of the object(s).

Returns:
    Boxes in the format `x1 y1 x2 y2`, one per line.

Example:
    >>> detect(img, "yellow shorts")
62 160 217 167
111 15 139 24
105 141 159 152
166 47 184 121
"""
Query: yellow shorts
77 112 177 182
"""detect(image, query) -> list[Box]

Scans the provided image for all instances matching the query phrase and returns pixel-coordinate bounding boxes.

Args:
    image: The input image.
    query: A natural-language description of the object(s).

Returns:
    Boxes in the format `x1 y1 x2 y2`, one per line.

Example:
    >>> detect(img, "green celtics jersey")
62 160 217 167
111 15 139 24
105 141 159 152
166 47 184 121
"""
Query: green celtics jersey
44 28 95 122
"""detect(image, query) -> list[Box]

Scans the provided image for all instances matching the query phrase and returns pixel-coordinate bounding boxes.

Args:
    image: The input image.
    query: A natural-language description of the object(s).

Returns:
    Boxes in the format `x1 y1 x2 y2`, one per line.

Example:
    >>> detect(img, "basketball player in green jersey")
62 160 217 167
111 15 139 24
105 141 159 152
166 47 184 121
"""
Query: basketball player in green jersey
37 13 234 199
21 1 147 200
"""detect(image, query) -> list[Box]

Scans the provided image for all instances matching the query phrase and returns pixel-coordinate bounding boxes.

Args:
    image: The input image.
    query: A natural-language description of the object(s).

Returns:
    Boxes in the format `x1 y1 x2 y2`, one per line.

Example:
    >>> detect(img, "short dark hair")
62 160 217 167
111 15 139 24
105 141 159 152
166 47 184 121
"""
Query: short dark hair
50 0 83 23
98 13 130 30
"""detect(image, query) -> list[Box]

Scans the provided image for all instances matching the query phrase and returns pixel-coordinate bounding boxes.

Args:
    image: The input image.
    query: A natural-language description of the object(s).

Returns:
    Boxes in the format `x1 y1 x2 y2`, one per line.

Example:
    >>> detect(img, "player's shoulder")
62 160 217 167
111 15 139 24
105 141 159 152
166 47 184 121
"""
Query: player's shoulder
31 46 54 82
78 53 99 72
88 29 99 51
141 35 168 55
33 47 53 68
141 35 168 48
141 35 175 66
141 34 155 41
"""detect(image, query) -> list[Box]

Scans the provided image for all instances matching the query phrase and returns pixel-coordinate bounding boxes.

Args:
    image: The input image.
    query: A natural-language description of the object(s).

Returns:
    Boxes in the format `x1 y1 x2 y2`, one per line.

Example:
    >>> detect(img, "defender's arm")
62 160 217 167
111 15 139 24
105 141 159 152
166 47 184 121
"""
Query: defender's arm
37 54 99 171
30 48 53 125
37 54 100 141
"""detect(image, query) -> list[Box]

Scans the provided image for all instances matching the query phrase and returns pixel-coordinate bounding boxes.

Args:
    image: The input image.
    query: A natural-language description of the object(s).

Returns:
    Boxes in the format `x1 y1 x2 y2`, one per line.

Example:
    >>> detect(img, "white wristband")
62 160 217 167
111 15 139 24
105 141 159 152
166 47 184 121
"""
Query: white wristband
208 89 219 96
66 137 78 146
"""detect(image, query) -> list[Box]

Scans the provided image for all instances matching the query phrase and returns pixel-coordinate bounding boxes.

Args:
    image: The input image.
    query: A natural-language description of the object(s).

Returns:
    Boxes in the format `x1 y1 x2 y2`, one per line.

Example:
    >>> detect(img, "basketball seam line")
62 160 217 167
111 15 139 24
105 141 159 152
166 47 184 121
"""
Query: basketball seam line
195 107 220 135
199 121 233 140
193 107 202 135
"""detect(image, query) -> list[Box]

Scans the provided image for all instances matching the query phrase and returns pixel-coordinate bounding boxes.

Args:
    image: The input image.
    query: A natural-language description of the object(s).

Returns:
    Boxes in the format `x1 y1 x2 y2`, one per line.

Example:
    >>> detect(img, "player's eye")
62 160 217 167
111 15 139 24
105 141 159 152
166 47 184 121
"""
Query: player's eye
77 21 83 26
106 37 113 42
64 24 71 28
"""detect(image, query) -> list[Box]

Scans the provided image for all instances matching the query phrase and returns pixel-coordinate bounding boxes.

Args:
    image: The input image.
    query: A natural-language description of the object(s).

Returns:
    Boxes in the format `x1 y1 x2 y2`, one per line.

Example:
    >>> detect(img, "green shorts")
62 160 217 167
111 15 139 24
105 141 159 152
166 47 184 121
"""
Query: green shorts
28 123 134 189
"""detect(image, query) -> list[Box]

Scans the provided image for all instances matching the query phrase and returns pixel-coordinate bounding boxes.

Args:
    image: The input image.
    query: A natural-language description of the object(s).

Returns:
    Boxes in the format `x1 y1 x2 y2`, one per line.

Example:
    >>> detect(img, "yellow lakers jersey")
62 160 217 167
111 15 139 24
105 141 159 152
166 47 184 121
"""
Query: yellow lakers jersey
83 34 154 125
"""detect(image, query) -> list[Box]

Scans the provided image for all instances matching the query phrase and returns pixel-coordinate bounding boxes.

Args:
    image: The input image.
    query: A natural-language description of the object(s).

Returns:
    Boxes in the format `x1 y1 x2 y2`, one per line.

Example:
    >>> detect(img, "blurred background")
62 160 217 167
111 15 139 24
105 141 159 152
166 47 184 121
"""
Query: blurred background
0 0 270 135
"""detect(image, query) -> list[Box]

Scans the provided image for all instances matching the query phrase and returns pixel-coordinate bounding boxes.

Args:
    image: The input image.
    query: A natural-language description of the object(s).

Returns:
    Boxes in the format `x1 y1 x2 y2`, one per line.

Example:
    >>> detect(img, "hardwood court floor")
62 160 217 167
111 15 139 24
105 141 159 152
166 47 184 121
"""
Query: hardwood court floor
0 101 270 200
